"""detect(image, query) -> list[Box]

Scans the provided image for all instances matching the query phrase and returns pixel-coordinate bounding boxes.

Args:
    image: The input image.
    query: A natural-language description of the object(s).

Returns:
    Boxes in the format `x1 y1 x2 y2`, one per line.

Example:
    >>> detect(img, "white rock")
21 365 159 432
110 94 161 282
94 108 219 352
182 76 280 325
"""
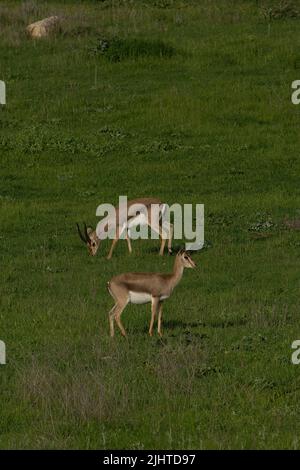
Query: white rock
26 16 61 38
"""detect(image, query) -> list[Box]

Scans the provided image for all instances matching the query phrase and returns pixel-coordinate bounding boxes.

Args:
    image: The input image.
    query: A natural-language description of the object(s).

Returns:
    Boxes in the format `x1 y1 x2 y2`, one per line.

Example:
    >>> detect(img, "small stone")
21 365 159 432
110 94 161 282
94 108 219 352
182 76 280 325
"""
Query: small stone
26 16 61 39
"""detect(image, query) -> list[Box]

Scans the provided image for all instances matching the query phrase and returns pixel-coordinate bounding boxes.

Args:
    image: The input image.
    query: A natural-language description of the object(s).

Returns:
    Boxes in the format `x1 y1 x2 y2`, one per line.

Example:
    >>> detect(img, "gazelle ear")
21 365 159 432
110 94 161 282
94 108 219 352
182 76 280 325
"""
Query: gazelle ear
87 227 94 235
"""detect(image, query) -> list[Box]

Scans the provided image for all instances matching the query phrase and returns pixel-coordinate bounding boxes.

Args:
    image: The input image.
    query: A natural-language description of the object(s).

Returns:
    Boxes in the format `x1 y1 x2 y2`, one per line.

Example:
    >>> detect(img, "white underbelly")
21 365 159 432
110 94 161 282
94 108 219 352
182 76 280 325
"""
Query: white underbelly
128 292 169 304
160 295 169 300
129 291 152 304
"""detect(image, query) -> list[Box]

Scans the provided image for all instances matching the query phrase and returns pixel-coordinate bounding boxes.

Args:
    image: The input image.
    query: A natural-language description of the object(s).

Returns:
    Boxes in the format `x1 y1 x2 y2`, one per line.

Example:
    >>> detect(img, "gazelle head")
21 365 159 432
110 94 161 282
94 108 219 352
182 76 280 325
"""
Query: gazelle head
177 249 196 269
76 223 100 256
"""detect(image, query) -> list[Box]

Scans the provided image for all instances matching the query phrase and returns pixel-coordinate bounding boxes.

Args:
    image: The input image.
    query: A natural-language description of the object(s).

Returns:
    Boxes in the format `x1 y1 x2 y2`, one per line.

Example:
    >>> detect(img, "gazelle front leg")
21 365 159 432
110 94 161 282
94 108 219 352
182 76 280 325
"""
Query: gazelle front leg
157 301 163 337
159 229 167 256
149 297 159 336
107 238 118 260
107 225 124 259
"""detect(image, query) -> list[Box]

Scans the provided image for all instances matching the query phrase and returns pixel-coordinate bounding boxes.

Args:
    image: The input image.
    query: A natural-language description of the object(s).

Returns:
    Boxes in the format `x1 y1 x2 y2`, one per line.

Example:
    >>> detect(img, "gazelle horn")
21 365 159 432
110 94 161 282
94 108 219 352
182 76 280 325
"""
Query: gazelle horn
76 223 88 244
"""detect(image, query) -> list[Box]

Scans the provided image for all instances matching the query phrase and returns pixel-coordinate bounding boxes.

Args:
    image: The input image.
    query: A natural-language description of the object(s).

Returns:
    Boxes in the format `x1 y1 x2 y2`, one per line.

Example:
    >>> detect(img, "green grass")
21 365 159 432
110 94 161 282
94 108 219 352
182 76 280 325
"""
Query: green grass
1 0 300 449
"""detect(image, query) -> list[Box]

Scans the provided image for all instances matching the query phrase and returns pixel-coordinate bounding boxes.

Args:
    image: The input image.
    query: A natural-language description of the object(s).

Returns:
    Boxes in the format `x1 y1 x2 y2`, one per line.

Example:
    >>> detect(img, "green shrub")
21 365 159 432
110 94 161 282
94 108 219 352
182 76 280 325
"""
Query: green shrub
95 37 175 62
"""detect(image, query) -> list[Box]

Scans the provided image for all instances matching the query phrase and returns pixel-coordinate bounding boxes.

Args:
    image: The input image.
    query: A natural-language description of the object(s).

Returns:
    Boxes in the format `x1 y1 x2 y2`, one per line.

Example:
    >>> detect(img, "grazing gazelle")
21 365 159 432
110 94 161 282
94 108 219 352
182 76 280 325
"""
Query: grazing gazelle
107 250 196 337
77 197 173 260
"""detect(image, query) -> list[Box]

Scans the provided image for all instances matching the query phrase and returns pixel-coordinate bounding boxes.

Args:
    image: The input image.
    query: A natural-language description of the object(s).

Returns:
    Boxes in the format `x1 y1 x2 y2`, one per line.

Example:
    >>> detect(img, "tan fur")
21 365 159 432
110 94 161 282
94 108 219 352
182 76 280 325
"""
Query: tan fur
107 251 196 337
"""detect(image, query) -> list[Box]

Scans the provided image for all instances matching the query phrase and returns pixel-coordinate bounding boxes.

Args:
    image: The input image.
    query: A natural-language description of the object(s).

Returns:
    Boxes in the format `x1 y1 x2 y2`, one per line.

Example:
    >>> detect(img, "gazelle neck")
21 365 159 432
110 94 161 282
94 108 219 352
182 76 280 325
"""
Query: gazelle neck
171 256 184 288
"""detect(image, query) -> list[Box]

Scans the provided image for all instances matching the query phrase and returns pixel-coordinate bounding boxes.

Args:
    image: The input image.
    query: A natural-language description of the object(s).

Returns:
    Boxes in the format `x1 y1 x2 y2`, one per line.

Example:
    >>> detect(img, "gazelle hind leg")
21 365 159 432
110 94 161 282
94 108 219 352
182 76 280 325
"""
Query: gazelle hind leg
109 304 118 337
149 297 159 336
114 301 128 337
146 221 165 256
157 301 163 337
149 223 166 256
159 236 167 256
158 222 173 256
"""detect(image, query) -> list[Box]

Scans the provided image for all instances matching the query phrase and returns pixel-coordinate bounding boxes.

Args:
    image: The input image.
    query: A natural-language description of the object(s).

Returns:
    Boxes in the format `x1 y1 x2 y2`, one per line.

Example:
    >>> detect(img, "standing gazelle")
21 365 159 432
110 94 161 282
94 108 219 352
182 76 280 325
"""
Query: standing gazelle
77 197 173 259
107 250 196 337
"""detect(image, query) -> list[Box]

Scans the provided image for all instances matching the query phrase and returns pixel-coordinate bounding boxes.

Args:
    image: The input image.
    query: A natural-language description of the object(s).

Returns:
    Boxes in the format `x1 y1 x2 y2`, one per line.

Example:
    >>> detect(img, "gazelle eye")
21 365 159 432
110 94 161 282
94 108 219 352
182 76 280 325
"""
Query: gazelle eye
92 243 96 247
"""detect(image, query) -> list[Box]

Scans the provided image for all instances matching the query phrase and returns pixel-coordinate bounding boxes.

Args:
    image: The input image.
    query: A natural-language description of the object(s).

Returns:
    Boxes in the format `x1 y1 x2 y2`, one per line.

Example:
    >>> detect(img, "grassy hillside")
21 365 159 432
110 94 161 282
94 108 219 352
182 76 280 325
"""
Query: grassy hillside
0 0 300 449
